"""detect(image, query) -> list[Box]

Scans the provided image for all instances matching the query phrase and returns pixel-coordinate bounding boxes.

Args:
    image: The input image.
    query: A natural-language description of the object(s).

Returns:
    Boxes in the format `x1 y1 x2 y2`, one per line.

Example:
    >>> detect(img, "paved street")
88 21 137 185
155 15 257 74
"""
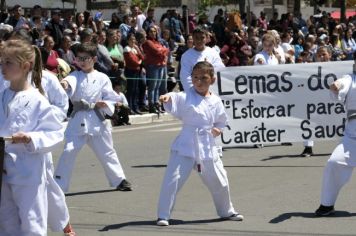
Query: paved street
49 120 356 236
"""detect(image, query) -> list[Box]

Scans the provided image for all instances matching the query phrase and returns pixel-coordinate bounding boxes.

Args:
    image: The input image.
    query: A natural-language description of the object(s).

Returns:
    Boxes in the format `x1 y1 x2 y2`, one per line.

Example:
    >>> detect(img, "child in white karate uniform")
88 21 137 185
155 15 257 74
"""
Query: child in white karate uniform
5 30 75 235
54 42 132 192
156 61 243 226
0 40 64 235
0 67 75 236
315 52 356 216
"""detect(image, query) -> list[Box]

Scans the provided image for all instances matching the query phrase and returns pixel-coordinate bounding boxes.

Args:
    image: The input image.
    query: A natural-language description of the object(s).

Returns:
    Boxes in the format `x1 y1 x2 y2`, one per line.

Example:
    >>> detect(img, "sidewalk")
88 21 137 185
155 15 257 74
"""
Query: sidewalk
128 112 177 125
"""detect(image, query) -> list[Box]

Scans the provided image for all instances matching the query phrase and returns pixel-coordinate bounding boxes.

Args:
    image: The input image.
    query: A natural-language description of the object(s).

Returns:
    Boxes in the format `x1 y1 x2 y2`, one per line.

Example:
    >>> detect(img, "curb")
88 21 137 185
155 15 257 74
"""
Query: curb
61 113 177 129
129 113 177 125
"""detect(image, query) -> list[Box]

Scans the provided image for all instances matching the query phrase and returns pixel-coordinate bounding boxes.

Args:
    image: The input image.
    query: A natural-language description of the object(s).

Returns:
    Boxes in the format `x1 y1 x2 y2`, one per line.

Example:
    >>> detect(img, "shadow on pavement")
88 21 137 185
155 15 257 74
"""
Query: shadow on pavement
99 218 224 231
261 153 331 161
65 189 117 197
132 164 167 168
269 211 356 223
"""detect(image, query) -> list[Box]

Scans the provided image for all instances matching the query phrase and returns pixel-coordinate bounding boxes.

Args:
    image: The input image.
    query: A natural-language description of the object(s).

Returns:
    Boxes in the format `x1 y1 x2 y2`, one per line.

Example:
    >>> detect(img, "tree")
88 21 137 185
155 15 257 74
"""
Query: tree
304 0 348 22
130 0 159 10
294 0 301 15
340 0 346 22
239 0 246 15
198 0 232 16
0 0 5 12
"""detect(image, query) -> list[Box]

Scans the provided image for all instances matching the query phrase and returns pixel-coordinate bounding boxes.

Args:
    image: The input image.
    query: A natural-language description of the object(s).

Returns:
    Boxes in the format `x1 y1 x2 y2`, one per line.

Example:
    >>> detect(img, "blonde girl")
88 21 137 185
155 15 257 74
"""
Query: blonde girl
0 40 64 236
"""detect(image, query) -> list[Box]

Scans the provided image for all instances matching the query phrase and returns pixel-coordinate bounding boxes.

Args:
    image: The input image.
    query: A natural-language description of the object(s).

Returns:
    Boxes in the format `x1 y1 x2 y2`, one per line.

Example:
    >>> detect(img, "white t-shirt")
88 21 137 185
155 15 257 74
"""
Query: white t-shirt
281 42 293 54
254 50 279 65
180 46 225 91
136 14 146 31
275 45 286 64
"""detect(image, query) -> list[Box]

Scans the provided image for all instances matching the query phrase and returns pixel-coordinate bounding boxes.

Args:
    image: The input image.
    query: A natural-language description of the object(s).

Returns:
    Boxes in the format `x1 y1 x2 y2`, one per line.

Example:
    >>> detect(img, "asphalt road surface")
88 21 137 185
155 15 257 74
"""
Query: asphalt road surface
48 120 356 236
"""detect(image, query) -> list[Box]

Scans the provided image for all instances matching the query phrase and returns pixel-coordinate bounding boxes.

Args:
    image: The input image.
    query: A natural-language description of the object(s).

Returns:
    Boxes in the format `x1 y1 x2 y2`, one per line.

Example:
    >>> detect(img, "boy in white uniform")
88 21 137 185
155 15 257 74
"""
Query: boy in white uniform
156 61 243 226
315 52 356 216
54 42 132 192
0 39 64 236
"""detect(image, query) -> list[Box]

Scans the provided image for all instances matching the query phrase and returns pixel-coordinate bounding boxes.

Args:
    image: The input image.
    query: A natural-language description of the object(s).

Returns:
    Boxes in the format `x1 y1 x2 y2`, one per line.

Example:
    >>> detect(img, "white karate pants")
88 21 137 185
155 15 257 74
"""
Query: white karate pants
46 154 70 232
0 180 48 236
54 131 126 192
320 136 356 206
157 151 237 220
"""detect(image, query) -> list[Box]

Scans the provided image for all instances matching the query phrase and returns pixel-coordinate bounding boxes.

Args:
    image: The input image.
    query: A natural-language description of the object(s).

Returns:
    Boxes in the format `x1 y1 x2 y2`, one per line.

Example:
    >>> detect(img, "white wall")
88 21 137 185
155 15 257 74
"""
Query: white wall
6 0 76 9
4 0 344 24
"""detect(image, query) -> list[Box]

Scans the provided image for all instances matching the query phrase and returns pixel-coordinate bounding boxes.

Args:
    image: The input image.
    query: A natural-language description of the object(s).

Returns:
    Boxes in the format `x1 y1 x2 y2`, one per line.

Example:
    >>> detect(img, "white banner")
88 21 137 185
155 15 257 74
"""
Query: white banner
212 61 354 147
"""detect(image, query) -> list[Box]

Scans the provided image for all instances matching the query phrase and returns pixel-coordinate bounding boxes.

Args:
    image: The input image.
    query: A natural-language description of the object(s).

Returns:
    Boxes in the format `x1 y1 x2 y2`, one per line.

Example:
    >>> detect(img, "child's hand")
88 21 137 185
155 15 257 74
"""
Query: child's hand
211 127 222 137
115 102 123 108
330 81 341 93
60 80 69 90
256 58 264 65
95 101 108 108
12 132 31 144
159 95 171 103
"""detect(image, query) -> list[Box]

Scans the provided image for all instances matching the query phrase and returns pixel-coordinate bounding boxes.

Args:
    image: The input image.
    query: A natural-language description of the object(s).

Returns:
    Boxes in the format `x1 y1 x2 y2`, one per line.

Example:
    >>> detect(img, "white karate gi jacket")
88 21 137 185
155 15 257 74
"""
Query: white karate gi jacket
0 87 64 185
331 73 356 139
38 70 69 121
0 69 69 120
64 70 120 136
164 87 227 161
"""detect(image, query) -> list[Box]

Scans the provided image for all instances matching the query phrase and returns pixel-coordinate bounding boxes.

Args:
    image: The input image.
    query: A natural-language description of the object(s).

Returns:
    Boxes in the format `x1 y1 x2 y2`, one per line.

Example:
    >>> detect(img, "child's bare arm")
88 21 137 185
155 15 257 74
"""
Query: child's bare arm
95 101 108 108
159 94 171 103
60 80 70 90
330 80 342 93
211 127 222 137
12 132 31 144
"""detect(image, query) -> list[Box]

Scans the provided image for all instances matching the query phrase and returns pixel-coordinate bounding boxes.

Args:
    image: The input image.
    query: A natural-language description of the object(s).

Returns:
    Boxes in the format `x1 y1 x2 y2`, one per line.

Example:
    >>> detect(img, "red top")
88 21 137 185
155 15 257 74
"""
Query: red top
123 46 144 71
142 39 169 66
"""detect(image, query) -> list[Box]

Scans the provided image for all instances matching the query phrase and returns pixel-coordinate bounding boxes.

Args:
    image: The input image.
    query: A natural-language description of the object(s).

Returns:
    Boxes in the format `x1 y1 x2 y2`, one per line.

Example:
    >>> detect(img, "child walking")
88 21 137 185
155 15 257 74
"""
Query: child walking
54 42 132 192
0 39 64 235
156 61 243 226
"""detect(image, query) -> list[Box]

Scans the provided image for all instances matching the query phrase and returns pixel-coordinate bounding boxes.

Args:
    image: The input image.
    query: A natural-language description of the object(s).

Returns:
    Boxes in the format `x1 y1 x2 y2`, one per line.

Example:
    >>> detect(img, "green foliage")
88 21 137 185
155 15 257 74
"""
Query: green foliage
130 0 159 9
303 0 348 7
198 0 231 16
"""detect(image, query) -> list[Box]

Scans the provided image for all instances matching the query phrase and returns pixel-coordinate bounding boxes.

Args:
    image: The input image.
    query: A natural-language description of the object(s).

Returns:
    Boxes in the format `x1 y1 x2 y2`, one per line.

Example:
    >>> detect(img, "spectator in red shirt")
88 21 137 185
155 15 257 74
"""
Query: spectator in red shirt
124 33 144 114
42 35 59 74
257 11 267 30
142 26 169 113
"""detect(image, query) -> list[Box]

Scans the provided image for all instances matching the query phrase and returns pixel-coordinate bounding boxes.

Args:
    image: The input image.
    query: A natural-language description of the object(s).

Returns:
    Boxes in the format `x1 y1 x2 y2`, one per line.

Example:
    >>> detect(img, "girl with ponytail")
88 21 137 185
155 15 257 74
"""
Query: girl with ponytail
0 39 65 235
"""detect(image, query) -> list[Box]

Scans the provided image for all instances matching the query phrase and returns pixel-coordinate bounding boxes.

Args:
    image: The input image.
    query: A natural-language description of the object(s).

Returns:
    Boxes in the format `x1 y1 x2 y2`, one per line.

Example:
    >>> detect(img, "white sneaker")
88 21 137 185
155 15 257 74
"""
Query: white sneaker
227 213 244 221
157 219 169 226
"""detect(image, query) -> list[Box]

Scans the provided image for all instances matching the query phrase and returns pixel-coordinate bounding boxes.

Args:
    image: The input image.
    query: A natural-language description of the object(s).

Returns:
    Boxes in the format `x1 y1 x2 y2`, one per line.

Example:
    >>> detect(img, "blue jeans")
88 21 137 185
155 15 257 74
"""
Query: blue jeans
145 64 165 104
159 66 168 96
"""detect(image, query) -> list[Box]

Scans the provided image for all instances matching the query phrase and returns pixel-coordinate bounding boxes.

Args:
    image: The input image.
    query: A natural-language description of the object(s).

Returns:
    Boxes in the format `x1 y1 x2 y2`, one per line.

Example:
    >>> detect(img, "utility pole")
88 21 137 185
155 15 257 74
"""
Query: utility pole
247 0 251 27
272 0 275 14
294 0 301 15
340 0 346 23
0 0 6 12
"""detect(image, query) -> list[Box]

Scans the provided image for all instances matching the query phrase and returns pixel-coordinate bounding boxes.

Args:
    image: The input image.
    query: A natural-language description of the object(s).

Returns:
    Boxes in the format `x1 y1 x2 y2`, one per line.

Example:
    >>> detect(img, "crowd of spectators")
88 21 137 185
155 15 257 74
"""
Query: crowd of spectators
0 4 355 125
